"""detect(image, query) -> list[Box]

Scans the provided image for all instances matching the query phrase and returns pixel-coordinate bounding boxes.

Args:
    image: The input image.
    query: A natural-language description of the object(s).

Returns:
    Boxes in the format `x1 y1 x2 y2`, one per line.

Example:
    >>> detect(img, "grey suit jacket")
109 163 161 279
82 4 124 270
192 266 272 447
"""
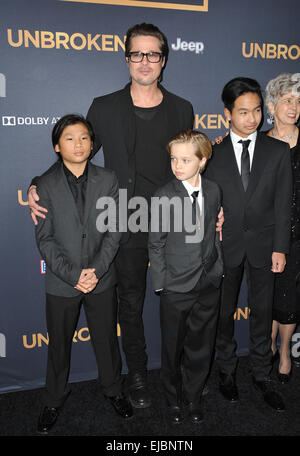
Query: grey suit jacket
35 161 120 297
148 177 224 293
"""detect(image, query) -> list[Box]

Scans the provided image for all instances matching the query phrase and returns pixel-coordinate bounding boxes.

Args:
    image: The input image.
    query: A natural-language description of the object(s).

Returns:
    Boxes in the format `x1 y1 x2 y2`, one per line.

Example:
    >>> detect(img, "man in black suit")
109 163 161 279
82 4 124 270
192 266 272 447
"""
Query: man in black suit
28 23 194 408
204 77 292 411
35 114 132 434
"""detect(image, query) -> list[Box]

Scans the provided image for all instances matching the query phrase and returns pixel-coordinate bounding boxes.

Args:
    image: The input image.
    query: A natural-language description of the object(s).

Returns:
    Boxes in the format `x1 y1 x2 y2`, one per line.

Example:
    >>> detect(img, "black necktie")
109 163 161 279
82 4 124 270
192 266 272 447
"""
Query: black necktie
239 139 251 191
191 190 199 225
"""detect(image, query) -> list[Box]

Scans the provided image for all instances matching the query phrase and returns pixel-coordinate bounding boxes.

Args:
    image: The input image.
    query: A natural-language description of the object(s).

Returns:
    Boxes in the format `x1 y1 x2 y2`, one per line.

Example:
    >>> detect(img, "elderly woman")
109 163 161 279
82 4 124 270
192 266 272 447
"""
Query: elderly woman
265 73 300 383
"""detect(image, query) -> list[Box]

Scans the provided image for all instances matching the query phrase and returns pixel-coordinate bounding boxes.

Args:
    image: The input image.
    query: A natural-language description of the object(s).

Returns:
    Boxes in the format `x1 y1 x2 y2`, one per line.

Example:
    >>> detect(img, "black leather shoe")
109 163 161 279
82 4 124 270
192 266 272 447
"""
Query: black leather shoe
187 403 204 424
252 377 285 412
107 394 133 419
278 362 292 384
168 405 184 425
37 406 59 434
128 373 151 409
219 373 239 402
277 371 292 384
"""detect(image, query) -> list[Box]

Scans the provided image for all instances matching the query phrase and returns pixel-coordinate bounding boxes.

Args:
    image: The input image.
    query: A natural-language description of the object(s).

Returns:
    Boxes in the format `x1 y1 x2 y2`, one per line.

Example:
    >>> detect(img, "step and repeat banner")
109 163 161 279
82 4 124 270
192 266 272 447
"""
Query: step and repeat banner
1 0 299 393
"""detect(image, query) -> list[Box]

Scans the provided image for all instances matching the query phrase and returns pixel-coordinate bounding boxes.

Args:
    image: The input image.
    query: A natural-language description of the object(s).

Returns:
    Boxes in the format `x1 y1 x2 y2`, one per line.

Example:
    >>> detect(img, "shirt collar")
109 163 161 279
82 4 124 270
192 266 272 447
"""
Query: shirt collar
63 162 88 183
182 174 202 196
230 129 257 146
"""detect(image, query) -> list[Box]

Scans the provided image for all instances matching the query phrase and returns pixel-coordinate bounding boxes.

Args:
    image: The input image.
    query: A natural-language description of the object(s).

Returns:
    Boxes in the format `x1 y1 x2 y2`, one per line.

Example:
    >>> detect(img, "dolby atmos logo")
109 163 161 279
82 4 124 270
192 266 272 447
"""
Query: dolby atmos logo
2 116 60 126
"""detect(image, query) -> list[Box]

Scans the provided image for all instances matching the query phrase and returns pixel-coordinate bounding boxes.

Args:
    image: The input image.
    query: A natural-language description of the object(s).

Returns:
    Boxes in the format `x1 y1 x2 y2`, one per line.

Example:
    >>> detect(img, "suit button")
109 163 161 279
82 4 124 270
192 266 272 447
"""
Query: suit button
82 234 86 238
128 178 132 183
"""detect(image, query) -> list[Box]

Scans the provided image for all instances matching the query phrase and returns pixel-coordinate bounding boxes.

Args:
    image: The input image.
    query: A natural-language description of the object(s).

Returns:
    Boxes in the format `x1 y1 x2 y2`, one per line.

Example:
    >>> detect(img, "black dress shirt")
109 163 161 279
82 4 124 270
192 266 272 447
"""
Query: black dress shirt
63 163 88 224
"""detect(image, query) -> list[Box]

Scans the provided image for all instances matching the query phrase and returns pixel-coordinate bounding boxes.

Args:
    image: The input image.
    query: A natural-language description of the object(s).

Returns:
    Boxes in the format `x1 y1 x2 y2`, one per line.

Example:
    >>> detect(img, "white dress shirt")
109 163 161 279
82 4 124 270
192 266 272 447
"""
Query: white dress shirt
182 174 203 212
230 130 257 173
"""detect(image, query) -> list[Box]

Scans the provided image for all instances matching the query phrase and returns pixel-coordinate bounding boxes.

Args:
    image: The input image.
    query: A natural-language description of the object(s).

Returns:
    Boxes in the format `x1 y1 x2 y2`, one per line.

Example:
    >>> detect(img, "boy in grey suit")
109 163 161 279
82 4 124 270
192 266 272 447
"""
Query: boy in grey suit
34 114 132 434
148 130 223 425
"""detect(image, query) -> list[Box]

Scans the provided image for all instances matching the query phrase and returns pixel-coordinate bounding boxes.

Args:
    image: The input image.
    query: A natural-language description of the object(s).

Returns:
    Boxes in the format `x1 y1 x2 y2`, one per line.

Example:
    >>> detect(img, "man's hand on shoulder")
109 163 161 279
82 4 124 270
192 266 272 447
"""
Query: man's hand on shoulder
28 185 48 226
271 252 286 273
211 131 229 145
216 207 224 241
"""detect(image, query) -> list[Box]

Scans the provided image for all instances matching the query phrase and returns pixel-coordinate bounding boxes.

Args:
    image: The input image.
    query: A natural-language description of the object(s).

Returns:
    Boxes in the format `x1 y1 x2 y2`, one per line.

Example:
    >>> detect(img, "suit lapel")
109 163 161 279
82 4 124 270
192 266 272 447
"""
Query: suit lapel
82 162 100 227
159 85 177 143
218 135 245 200
172 178 188 197
119 84 136 167
172 179 192 231
201 178 211 235
223 135 246 199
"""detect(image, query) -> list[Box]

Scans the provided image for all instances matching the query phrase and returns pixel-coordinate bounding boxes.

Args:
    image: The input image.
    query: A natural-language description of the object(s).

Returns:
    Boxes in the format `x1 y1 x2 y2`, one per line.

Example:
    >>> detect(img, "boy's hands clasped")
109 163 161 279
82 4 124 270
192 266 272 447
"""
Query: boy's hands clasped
75 268 99 294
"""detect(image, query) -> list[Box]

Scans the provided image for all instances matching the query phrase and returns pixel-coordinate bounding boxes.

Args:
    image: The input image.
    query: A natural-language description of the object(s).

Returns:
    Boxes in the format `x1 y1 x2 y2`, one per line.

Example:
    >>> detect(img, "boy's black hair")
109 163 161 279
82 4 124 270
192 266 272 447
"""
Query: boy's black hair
52 113 95 148
221 77 263 112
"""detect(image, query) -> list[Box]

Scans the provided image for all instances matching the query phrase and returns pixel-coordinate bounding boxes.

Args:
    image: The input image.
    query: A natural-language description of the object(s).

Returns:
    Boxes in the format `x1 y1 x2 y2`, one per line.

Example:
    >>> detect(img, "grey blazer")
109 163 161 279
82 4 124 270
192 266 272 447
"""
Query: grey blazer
35 161 120 297
148 177 224 293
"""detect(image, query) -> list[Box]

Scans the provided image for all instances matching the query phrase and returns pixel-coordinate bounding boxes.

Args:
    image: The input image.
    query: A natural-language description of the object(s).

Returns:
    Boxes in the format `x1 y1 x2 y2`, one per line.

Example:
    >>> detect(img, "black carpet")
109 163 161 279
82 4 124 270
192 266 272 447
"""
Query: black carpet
1 355 300 442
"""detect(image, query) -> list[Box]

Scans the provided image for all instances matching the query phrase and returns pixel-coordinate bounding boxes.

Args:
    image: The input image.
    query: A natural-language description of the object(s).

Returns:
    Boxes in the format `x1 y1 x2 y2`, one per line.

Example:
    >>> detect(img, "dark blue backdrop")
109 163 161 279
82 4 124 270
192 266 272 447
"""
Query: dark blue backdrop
1 0 299 393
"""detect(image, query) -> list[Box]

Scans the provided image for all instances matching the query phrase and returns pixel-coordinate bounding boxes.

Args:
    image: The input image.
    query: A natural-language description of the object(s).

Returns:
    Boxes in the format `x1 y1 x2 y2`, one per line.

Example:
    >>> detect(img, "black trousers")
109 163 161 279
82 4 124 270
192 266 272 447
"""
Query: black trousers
44 287 122 407
116 233 149 376
216 259 274 381
160 273 220 406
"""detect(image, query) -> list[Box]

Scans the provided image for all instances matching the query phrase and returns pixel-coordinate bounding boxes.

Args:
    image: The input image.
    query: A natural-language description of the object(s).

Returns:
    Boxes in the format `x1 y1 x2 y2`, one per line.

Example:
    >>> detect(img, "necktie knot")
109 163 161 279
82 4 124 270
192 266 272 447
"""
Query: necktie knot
191 190 199 201
238 139 251 149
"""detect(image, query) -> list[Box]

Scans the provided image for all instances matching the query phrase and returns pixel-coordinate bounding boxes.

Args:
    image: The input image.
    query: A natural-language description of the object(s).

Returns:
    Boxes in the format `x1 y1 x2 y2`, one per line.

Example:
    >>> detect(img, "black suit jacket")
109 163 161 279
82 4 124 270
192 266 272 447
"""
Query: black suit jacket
148 177 224 293
32 84 194 243
204 132 292 268
35 162 120 297
86 83 194 198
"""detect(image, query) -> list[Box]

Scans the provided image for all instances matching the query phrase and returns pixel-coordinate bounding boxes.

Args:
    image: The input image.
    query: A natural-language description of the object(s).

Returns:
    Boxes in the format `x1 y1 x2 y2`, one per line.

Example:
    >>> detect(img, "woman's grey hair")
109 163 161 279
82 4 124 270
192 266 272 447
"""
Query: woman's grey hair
265 73 300 109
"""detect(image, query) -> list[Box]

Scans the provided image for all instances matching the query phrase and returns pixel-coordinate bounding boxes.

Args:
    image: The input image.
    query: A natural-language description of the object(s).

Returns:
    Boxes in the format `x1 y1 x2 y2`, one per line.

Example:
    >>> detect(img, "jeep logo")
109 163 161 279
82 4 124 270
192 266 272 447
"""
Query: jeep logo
171 38 204 54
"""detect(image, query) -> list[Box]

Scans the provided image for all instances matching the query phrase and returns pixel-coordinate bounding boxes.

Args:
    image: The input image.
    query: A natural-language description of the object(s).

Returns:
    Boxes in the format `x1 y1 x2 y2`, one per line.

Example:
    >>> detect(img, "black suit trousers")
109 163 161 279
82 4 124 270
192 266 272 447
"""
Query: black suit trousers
115 232 149 376
160 273 220 406
44 287 122 407
216 259 274 381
